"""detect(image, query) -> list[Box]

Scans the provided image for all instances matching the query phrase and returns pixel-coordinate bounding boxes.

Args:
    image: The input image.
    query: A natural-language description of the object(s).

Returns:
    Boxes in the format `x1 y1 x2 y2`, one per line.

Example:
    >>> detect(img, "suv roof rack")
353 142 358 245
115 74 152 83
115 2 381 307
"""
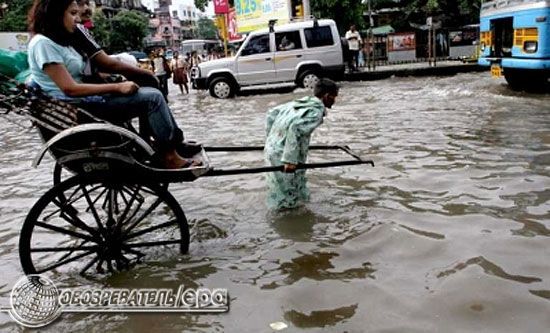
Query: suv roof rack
289 15 317 22
268 19 278 32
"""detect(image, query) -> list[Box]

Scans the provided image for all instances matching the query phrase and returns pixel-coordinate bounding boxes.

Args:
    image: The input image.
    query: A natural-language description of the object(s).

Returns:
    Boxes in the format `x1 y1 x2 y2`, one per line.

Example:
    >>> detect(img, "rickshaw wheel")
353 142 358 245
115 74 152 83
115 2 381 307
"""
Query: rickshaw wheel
53 162 64 187
52 162 168 202
20 175 189 275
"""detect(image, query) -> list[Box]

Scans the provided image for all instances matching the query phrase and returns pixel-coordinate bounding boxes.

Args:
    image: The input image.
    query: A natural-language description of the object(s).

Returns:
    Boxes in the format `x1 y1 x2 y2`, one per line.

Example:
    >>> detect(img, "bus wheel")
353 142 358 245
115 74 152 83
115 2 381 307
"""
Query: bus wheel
504 69 526 91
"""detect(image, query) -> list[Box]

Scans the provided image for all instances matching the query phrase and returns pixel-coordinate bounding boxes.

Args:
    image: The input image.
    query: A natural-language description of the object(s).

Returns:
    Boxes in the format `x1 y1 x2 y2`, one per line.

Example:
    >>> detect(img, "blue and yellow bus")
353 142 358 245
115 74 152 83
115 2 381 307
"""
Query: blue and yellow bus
479 0 550 90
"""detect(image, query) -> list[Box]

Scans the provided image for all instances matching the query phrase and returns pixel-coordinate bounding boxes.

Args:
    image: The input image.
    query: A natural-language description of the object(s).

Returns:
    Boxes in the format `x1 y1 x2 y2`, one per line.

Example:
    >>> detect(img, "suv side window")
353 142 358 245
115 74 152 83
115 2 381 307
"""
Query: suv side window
304 26 334 48
240 34 271 56
275 31 302 51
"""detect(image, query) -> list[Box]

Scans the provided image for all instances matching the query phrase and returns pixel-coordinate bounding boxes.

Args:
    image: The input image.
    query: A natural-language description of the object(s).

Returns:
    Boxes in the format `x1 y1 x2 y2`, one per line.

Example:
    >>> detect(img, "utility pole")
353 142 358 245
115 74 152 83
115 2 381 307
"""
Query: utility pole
303 0 311 18
427 16 432 66
367 0 374 70
432 25 437 67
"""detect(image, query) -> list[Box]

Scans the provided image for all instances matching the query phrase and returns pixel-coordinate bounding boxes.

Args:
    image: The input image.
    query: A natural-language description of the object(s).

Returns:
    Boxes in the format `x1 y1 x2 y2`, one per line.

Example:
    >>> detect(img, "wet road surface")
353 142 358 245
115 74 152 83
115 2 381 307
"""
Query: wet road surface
0 72 549 332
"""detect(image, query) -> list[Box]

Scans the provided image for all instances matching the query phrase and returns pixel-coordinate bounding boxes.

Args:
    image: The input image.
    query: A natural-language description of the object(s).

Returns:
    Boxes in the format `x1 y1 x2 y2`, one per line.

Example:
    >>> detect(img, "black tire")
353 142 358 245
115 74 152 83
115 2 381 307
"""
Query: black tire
504 69 527 91
209 76 236 98
504 69 548 92
20 175 189 275
298 70 320 90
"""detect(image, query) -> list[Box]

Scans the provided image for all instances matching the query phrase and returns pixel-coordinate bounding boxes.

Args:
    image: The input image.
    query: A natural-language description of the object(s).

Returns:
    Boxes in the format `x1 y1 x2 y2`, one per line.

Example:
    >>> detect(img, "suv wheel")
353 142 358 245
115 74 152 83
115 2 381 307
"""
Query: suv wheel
209 77 235 99
299 70 320 90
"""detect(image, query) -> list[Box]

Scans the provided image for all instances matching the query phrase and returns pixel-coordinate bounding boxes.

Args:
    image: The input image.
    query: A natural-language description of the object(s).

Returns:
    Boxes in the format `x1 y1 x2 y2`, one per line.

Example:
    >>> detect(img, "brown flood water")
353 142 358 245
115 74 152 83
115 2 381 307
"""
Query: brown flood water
0 72 549 332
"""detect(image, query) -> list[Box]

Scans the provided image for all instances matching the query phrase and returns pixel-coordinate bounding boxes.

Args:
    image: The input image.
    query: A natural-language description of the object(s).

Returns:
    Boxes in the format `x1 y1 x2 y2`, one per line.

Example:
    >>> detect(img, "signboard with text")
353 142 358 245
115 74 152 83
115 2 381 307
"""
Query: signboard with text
214 0 229 14
388 33 416 52
227 8 242 41
0 32 30 51
235 0 290 33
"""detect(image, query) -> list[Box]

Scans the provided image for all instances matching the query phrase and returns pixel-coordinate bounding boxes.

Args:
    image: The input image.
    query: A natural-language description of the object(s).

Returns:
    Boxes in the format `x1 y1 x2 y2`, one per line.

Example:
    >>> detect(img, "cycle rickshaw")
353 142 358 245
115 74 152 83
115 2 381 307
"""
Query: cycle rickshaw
0 78 373 276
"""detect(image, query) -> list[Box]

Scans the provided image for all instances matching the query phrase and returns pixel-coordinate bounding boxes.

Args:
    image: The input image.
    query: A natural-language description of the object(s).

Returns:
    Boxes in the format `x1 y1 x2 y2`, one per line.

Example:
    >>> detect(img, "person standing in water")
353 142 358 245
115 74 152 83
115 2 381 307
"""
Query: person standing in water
264 79 339 209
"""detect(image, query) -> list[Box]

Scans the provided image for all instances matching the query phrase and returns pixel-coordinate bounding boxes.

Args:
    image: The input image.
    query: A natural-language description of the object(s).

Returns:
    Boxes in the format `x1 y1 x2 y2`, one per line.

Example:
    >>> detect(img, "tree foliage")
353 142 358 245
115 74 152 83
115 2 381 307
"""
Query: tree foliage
194 0 209 12
90 10 111 49
388 0 481 27
310 0 365 34
191 0 481 32
197 17 217 39
194 0 235 12
0 0 33 32
108 10 148 53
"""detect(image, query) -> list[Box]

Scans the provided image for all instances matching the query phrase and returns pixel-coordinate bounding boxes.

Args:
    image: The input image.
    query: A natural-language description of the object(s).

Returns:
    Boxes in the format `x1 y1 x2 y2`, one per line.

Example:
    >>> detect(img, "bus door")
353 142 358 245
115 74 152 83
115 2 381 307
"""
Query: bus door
490 17 513 57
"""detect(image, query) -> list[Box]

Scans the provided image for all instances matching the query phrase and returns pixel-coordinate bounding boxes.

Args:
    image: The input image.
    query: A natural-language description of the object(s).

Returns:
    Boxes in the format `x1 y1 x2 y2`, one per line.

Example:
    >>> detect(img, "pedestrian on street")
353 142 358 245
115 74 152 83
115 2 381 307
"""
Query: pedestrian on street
264 78 339 210
345 24 362 72
152 49 169 100
190 51 202 67
171 51 189 94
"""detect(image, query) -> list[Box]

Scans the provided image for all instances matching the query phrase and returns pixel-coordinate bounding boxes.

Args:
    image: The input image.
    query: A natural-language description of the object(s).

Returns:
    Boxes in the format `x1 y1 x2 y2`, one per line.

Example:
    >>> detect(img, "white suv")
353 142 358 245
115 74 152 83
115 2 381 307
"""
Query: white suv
191 19 345 98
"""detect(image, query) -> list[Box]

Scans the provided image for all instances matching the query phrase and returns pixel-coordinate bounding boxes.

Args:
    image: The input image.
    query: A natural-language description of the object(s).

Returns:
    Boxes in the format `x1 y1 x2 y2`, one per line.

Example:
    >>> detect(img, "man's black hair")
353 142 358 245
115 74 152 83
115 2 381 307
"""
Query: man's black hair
314 78 339 98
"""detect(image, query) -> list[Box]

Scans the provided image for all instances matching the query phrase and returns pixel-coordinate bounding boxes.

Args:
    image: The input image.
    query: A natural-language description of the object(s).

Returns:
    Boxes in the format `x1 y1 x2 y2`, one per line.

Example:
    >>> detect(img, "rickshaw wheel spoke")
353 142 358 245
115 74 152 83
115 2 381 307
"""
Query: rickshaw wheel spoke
20 175 189 276
123 219 179 240
80 256 100 275
124 240 182 248
35 250 96 275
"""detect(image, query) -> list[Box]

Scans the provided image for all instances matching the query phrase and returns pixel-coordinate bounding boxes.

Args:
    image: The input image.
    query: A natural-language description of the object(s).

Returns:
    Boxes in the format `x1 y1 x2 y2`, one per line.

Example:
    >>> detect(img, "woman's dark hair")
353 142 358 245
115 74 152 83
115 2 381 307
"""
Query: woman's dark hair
28 0 76 46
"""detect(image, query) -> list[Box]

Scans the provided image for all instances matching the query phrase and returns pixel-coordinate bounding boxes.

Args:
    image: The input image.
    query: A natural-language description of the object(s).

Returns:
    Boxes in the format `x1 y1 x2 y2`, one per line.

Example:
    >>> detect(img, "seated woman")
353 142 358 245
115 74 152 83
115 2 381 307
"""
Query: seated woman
27 0 196 169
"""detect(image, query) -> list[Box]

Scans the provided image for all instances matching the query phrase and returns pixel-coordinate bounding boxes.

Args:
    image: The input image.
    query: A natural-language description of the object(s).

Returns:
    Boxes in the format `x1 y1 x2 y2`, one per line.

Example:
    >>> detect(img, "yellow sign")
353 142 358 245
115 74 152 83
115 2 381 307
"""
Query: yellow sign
235 0 290 33
216 15 228 40
491 64 502 78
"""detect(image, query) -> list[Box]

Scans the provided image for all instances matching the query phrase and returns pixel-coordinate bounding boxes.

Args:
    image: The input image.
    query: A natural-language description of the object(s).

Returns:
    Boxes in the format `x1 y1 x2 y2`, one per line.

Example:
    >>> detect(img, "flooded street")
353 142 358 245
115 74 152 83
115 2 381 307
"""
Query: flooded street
0 72 549 332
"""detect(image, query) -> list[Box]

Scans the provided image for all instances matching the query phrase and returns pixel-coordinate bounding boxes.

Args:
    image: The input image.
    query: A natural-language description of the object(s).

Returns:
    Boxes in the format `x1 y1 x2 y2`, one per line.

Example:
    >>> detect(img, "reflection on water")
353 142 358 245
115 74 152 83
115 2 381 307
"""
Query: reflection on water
434 256 542 284
284 304 358 328
0 73 549 331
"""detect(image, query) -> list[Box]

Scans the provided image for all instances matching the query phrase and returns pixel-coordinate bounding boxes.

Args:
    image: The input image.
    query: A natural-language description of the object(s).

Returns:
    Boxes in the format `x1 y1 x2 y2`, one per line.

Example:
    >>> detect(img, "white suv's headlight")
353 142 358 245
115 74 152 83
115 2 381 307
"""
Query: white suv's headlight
190 66 201 79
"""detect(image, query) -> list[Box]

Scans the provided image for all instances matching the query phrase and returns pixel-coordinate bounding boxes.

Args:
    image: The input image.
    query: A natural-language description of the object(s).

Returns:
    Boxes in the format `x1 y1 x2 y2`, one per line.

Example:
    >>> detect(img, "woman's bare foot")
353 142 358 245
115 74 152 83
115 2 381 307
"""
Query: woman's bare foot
163 150 203 169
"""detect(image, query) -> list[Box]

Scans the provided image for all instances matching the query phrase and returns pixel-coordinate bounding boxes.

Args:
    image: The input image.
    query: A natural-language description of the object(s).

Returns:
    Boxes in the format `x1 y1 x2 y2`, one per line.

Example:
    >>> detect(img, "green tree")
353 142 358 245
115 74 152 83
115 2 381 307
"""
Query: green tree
0 0 33 32
198 0 367 34
197 17 217 39
310 0 365 34
90 10 111 48
193 0 480 33
108 10 148 53
400 0 481 26
194 0 235 12
194 0 209 12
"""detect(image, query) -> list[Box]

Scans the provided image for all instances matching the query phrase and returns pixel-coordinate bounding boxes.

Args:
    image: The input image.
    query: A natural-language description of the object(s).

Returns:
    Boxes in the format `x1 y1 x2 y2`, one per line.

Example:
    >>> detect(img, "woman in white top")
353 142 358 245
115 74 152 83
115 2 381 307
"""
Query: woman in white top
27 0 197 169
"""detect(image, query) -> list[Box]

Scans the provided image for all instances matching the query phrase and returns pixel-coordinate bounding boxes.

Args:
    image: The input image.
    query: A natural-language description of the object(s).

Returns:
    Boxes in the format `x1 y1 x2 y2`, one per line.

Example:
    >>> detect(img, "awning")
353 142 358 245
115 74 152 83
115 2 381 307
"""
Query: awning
362 25 395 36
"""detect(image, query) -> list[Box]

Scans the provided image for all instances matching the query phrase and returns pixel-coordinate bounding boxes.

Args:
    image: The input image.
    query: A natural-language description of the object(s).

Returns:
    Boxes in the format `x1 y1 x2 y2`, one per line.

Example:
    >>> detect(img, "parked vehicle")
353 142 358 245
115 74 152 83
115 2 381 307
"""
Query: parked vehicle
478 0 550 90
191 19 345 98
165 49 174 60
181 39 221 58
127 51 148 61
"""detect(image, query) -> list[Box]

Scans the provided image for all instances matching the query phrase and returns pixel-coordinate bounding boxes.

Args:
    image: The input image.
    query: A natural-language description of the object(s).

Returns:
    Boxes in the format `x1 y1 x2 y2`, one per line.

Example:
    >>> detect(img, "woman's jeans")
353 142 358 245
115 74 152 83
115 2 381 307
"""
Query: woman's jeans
79 87 183 148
